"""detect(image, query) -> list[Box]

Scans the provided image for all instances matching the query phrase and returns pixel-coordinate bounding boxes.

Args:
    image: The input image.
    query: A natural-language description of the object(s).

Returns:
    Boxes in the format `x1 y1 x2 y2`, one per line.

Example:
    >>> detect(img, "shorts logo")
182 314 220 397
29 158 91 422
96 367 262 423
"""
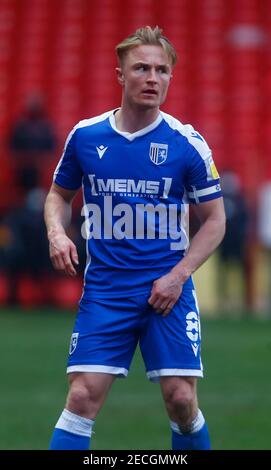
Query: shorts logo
149 143 168 165
69 332 79 355
185 311 200 357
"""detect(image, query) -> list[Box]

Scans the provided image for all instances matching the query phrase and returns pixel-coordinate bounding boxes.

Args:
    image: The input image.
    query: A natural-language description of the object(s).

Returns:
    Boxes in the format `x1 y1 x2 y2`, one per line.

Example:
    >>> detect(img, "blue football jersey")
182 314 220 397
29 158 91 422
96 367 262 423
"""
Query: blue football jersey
54 110 222 299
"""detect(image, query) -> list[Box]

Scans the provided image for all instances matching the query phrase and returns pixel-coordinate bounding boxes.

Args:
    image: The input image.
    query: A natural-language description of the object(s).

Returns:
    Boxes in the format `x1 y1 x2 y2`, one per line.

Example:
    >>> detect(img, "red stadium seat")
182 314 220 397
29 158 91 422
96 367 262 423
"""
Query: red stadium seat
0 273 9 305
49 276 82 310
16 276 44 309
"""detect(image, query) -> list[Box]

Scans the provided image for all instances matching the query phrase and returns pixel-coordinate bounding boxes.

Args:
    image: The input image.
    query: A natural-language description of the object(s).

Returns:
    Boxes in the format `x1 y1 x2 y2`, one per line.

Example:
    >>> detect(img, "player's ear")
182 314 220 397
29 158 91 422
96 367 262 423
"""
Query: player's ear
116 68 125 85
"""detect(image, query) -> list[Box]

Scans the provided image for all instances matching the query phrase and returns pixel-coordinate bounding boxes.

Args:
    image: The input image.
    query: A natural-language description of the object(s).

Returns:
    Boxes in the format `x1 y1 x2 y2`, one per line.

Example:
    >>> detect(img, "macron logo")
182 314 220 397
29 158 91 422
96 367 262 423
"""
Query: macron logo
96 145 108 159
191 343 199 357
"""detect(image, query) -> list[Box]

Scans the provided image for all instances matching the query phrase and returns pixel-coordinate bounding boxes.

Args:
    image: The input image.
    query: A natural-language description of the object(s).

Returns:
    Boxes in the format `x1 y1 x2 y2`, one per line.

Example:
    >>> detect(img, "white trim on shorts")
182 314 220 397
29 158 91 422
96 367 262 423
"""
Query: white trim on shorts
147 368 203 382
66 364 128 377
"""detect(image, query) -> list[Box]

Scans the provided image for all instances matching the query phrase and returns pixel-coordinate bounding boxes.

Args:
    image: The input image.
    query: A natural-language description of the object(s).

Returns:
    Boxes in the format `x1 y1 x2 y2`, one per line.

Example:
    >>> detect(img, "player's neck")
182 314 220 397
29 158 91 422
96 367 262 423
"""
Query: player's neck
115 106 160 133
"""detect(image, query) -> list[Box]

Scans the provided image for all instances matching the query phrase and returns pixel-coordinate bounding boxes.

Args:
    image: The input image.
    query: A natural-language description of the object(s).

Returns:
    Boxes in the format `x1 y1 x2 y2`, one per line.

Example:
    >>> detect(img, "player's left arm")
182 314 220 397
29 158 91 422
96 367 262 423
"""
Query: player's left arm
148 197 226 316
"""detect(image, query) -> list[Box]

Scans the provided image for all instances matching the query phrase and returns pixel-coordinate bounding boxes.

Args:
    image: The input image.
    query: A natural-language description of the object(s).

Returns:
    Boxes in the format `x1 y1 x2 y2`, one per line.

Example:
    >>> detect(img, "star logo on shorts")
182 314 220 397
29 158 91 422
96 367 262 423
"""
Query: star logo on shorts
191 343 199 357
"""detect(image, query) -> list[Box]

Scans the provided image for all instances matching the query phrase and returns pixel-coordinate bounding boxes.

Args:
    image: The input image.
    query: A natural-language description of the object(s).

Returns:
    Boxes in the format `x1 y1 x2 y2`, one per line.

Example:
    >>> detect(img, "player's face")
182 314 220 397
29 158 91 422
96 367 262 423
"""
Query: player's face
117 45 172 110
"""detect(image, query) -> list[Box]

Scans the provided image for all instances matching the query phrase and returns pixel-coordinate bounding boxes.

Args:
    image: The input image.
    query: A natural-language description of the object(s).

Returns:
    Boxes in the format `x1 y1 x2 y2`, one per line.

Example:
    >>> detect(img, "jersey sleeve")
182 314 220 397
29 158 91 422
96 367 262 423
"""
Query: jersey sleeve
184 126 222 204
53 126 83 190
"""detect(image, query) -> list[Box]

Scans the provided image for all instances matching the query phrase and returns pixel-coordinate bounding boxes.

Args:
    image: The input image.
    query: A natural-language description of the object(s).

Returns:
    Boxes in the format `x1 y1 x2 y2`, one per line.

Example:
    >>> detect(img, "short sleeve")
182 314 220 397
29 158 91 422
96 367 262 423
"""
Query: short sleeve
184 127 222 204
53 127 83 190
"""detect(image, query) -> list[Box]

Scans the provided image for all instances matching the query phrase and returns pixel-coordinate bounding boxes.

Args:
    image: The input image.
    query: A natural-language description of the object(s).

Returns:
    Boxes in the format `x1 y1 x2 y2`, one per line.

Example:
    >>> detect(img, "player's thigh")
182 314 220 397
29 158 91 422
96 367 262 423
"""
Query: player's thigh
67 298 140 376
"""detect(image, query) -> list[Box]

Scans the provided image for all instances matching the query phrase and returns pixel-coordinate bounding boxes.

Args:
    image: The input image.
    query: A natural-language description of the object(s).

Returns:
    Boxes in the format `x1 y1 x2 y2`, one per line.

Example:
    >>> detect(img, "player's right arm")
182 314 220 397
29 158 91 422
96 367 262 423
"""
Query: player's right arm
44 182 79 276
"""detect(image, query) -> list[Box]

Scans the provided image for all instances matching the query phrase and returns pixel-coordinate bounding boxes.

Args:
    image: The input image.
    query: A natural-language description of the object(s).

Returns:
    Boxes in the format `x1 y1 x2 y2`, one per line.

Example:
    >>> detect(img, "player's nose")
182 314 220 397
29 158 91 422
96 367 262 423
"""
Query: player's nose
146 67 158 83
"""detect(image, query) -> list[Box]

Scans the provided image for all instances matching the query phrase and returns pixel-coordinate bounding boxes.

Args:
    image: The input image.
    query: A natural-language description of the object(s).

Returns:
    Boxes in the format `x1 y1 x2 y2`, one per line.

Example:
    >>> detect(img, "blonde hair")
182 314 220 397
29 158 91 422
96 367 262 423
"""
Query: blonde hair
116 26 177 67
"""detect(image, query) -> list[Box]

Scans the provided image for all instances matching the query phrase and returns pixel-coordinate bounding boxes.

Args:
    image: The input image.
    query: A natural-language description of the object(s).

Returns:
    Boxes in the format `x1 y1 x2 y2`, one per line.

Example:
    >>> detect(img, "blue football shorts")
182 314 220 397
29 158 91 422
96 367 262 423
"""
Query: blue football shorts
67 287 203 382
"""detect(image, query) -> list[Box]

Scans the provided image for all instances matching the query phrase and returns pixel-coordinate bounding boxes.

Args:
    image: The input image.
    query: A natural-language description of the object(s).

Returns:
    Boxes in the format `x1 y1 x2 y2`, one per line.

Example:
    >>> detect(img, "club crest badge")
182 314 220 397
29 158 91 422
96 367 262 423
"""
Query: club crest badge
69 332 79 355
149 143 168 165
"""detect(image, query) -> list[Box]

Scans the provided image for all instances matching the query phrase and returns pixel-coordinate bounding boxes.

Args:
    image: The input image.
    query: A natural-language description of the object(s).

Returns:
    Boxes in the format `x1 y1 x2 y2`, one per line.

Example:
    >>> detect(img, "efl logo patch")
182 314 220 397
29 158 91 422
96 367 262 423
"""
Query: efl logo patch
69 332 79 355
208 156 219 179
149 143 168 165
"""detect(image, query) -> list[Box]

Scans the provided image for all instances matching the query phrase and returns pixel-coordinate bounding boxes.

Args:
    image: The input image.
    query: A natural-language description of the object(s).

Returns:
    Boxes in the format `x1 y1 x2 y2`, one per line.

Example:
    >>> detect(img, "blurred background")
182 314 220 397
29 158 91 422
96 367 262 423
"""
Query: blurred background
0 0 271 450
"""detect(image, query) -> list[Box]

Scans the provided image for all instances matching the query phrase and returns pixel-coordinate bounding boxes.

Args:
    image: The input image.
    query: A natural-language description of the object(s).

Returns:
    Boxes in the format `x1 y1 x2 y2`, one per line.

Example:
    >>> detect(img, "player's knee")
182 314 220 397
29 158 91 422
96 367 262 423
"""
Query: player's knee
163 384 196 424
170 390 194 415
67 385 91 413
67 380 105 416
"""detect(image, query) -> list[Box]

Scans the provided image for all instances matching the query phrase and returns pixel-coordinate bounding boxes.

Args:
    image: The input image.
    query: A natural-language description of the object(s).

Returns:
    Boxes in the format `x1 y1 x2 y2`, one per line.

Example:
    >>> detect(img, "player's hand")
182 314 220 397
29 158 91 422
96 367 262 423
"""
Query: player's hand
49 231 79 276
148 272 183 317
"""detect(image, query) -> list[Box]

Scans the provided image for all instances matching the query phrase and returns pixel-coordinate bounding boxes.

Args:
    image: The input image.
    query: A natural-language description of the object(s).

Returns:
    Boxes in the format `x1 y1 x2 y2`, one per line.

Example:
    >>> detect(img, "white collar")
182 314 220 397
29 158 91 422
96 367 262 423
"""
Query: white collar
109 109 163 141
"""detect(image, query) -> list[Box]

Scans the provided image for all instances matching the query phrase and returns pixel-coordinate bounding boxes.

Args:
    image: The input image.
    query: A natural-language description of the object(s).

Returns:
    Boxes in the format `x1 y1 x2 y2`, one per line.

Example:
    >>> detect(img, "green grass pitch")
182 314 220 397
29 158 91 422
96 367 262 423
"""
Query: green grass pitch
0 308 271 449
